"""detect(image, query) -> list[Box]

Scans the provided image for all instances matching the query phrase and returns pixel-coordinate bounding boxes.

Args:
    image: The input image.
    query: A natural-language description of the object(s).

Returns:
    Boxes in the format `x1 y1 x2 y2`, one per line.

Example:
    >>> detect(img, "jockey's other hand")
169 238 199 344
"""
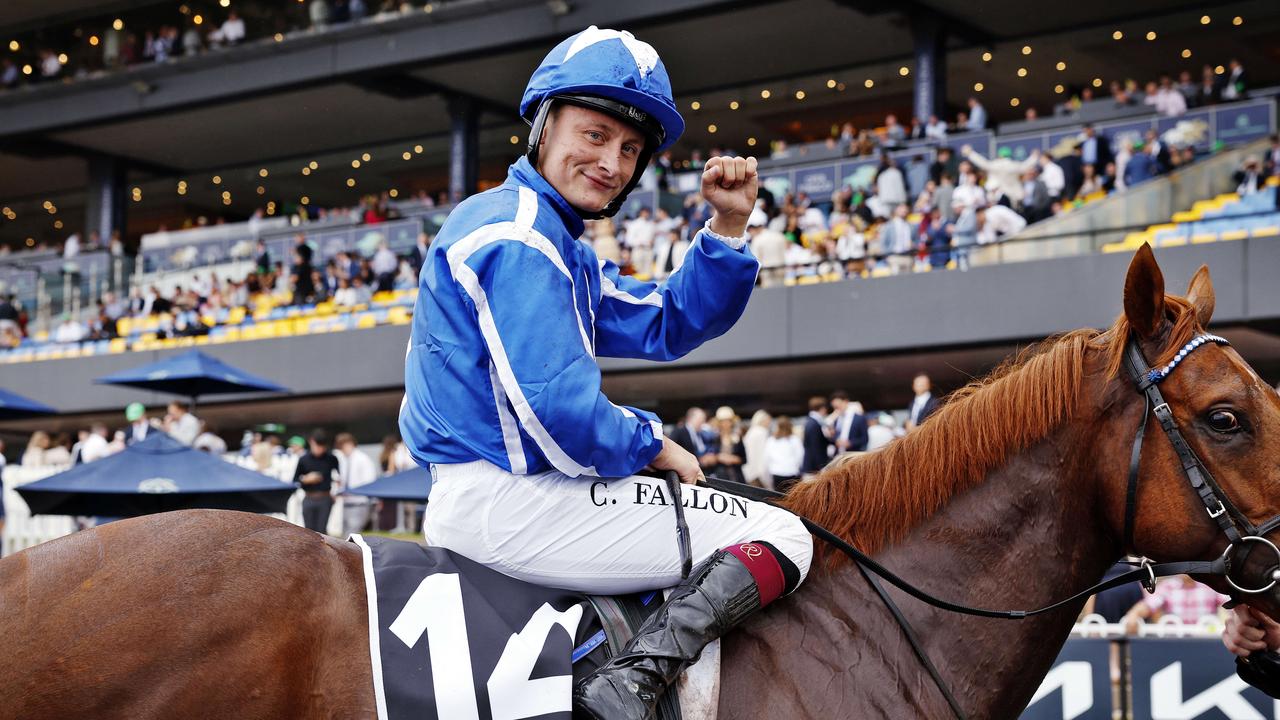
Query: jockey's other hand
1225 605 1280 657
702 156 758 239
652 435 704 485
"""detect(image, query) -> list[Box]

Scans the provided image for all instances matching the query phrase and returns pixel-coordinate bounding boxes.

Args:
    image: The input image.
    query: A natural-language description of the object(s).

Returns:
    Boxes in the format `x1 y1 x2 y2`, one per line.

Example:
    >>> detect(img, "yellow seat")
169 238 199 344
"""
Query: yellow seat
1220 229 1249 241
1172 211 1200 223
314 301 336 316
388 306 411 325
194 335 210 345
870 267 892 278
372 291 395 305
356 313 378 329
1160 236 1187 247
1252 226 1280 238
116 317 133 336
109 338 127 354
226 306 247 325
1267 175 1279 187
1191 233 1217 244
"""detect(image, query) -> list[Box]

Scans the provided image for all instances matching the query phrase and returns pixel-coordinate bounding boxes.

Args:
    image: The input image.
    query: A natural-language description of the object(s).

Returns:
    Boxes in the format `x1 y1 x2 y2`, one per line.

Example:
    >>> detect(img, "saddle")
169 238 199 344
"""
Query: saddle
350 534 690 720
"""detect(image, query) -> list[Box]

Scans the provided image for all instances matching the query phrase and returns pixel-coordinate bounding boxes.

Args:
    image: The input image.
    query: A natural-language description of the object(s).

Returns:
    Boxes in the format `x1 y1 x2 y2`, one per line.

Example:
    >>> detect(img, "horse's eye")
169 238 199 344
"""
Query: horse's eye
1208 410 1241 433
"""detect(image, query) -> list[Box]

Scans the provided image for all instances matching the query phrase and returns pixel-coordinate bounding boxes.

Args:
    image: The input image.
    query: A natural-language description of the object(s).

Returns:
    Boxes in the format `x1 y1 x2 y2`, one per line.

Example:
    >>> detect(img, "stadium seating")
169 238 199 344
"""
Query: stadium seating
1103 180 1280 253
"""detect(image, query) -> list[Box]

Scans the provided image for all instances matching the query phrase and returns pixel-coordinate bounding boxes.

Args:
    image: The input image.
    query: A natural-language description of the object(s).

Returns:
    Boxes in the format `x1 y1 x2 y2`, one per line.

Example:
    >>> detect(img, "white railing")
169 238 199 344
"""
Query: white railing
1071 612 1226 638
2 465 76 557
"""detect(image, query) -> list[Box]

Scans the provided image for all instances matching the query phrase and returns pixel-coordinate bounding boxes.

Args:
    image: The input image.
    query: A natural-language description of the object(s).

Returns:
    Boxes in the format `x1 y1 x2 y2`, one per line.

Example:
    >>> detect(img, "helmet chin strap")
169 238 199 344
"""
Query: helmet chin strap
524 97 655 221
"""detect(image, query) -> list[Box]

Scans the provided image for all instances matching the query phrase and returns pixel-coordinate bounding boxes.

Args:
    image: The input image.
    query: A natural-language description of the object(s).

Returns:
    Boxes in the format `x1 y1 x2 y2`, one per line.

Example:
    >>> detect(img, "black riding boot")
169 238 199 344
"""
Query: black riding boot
572 549 763 720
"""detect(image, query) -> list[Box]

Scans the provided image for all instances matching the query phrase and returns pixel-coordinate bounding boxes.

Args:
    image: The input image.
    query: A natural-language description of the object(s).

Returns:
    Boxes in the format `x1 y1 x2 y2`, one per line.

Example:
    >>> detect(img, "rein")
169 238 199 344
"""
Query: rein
686 332 1280 720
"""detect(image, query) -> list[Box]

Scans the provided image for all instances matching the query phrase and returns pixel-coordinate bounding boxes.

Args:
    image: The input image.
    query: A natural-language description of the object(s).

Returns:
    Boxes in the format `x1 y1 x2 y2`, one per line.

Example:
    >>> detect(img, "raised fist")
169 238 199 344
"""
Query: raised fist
700 156 758 238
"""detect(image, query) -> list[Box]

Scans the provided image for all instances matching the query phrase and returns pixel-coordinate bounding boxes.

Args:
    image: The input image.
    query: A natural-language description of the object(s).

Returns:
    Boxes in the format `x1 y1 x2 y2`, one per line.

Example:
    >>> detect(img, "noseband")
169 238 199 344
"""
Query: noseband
1122 332 1280 594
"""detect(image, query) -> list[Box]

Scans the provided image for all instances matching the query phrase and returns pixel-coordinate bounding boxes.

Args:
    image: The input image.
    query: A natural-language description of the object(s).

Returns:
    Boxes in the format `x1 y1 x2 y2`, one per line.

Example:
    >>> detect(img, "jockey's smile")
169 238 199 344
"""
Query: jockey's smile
537 103 646 213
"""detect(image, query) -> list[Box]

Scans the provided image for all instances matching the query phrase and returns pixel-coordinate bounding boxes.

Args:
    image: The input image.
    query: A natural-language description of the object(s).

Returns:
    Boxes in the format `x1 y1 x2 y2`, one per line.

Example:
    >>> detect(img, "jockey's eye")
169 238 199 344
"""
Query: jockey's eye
1207 409 1242 433
586 131 604 143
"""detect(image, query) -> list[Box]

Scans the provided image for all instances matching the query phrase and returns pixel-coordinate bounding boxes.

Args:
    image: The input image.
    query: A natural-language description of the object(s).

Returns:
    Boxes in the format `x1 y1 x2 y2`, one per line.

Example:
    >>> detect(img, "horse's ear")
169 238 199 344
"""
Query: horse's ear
1123 243 1166 338
1186 264 1215 328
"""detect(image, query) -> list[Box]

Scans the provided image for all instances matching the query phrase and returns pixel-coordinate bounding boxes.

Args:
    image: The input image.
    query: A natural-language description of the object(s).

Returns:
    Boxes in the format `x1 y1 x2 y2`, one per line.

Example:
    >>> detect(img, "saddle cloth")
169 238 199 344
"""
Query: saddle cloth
351 535 715 720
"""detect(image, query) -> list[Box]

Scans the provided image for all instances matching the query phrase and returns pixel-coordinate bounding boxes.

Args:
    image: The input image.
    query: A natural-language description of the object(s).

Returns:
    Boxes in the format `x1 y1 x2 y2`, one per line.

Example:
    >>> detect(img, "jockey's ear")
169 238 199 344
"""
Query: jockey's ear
1124 243 1165 338
1186 264 1215 329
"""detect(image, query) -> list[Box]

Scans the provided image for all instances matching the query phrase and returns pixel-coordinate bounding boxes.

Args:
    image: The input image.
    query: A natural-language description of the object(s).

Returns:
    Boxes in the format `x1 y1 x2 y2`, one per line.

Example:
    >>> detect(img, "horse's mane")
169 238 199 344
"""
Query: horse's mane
783 295 1203 567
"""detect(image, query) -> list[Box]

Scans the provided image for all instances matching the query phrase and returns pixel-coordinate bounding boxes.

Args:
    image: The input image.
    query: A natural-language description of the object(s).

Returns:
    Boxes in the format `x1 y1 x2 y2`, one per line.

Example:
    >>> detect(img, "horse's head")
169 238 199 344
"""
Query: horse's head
1101 244 1280 616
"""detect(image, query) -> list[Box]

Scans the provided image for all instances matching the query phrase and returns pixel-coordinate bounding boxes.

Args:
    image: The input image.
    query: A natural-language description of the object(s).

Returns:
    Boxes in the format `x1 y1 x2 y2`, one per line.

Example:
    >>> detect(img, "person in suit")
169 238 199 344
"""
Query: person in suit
124 402 157 446
409 231 431 275
906 373 941 431
670 407 717 472
1078 124 1112 171
800 395 832 479
830 390 868 455
1058 144 1084 201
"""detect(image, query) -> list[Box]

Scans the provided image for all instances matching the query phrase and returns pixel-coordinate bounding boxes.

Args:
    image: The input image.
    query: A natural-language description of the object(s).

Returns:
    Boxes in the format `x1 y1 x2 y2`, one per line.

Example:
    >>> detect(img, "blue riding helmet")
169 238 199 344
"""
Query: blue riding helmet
521 26 686 219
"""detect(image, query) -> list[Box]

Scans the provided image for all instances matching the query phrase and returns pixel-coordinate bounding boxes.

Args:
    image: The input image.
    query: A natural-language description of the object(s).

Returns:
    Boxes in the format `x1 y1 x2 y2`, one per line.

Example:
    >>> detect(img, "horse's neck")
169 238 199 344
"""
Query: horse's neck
869 429 1115 717
720 425 1116 718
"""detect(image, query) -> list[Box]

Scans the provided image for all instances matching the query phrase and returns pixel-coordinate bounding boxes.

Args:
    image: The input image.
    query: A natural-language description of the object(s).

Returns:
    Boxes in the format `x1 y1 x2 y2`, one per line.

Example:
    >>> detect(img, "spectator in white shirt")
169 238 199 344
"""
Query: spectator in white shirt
882 204 915 274
371 241 398 292
624 207 657 277
164 401 201 446
79 424 113 463
193 421 228 455
764 417 805 490
63 233 81 259
220 11 247 45
1037 154 1066 202
336 432 379 536
741 410 772 488
866 413 897 451
977 204 1028 245
748 217 787 288
875 156 908 208
53 315 86 344
924 114 948 141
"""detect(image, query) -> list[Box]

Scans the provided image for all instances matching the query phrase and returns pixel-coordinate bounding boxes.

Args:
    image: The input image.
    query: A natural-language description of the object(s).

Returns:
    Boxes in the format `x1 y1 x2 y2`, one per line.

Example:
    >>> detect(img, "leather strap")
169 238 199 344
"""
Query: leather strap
665 471 693 580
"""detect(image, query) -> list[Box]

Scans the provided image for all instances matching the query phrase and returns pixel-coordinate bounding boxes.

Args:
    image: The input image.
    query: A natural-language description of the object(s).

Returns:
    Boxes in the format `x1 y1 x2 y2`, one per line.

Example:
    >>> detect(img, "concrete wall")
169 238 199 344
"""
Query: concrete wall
2 238 1273 414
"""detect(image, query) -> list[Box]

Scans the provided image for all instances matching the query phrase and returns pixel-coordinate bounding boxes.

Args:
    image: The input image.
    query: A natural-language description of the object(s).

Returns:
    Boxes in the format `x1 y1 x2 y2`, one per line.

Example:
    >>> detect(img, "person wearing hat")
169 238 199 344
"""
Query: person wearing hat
706 406 747 484
124 403 156 446
398 26 812 718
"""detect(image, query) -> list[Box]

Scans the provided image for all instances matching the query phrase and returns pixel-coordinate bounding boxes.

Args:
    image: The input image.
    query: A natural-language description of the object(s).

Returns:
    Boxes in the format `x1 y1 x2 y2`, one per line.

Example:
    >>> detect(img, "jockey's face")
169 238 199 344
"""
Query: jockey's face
537 103 646 213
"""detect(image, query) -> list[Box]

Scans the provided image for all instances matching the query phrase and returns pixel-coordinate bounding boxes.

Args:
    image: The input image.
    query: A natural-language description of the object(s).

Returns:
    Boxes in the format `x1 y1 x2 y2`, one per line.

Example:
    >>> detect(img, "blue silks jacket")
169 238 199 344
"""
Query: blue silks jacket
399 157 758 478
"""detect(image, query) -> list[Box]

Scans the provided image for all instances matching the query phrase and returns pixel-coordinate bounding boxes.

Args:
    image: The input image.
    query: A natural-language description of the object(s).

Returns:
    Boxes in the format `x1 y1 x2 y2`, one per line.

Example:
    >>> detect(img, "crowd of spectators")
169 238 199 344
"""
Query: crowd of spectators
0 1 434 93
605 118 1221 283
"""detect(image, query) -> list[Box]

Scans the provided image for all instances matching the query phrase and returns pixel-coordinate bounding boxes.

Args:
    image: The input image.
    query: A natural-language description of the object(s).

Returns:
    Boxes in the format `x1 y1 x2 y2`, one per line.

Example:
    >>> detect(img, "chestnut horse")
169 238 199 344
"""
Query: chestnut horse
3 245 1278 719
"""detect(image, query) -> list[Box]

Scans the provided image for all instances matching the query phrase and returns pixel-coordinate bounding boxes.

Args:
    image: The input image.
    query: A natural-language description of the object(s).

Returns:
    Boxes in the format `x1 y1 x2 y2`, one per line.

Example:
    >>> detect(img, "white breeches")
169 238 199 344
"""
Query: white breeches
424 459 813 594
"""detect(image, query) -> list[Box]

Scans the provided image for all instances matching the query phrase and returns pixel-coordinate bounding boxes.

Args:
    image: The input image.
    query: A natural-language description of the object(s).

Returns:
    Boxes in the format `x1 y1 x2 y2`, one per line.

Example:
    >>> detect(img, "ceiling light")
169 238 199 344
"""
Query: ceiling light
259 168 268 177
346 178 356 187
1056 61 1066 71
1200 15 1211 24
760 89 771 99
1146 31 1157 41
1017 67 1028 77
412 146 422 154
1092 78 1103 87
309 161 319 169
1181 49 1192 58
826 79 836 89
256 186 266 195
1010 97 1020 107
301 167 311 176
690 101 701 110
1233 16 1243 25
300 196 310 205
352 160 361 168
747 137 756 146
729 100 739 110
981 52 992 62
212 175 222 184
864 79 874 88
8 41 19 52
361 153 371 162
1054 84 1064 94
794 90 805 99
1021 45 1032 55
707 124 717 133
1112 30 1123 40
403 151 413 160
898 66 909 76
112 19 124 31
973 82 984 92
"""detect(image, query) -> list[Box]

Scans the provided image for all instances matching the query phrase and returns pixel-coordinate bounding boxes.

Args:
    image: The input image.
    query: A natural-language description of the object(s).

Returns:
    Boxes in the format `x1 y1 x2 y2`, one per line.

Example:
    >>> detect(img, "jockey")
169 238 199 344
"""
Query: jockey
399 26 813 719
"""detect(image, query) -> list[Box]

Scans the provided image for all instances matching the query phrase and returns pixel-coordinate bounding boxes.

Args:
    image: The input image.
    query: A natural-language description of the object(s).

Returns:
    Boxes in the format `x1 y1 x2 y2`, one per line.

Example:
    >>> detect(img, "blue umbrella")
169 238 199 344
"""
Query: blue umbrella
0 388 56 420
95 349 288 409
347 467 431 502
16 431 295 517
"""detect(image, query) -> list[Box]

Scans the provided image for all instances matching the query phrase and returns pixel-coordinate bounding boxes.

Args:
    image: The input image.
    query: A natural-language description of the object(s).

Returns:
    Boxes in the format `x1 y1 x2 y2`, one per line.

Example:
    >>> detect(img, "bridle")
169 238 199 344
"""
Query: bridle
1122 332 1280 595
693 330 1280 719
